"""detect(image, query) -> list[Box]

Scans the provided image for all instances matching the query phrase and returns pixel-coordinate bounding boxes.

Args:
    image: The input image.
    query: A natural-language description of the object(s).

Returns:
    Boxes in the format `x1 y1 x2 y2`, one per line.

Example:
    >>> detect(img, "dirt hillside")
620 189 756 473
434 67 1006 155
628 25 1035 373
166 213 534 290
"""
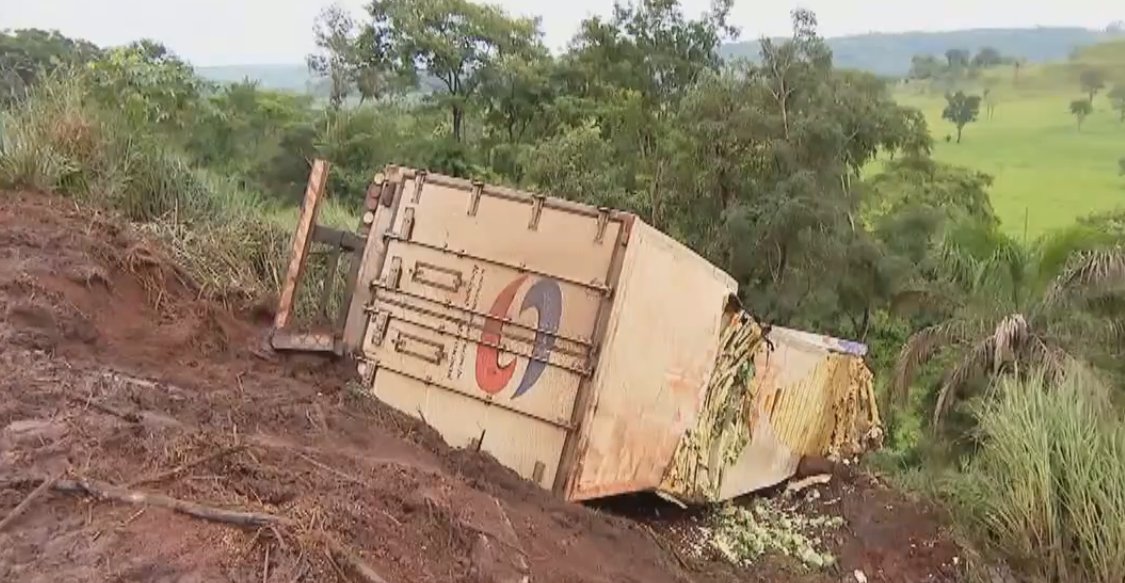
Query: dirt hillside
0 191 963 583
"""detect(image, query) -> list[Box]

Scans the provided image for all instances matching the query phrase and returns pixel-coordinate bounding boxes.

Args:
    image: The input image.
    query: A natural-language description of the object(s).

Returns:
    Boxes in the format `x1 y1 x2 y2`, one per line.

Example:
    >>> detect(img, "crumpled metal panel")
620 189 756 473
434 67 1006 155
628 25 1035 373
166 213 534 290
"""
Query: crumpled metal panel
658 313 764 503
668 324 883 503
566 222 738 501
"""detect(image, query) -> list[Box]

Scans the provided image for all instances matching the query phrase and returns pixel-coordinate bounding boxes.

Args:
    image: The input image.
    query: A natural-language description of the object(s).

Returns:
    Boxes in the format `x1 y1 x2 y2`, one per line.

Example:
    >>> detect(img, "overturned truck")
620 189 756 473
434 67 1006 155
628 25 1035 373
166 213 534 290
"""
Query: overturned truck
272 161 883 504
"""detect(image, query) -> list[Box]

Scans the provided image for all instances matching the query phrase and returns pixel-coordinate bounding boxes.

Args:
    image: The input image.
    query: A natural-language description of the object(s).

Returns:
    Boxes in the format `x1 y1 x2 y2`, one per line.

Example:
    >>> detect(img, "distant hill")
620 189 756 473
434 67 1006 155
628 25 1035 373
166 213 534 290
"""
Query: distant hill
198 27 1119 93
197 64 447 99
722 27 1114 76
196 64 313 92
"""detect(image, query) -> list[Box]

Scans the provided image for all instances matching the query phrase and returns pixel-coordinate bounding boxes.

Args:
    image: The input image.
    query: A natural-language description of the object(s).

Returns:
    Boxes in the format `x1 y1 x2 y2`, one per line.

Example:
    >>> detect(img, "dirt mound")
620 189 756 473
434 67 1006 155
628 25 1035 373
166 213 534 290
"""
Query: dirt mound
0 192 964 583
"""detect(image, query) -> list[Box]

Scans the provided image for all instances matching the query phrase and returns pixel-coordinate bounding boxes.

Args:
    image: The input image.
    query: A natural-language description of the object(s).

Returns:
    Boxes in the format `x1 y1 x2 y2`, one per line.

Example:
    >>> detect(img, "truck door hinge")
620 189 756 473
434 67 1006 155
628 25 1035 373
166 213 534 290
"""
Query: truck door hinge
400 207 415 240
368 311 390 346
381 257 403 289
528 195 544 231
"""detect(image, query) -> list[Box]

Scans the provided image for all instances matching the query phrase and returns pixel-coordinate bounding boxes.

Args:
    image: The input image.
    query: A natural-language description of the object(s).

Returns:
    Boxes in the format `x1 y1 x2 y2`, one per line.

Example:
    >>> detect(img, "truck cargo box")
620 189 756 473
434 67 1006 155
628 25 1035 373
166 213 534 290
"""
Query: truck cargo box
351 168 740 500
273 163 882 503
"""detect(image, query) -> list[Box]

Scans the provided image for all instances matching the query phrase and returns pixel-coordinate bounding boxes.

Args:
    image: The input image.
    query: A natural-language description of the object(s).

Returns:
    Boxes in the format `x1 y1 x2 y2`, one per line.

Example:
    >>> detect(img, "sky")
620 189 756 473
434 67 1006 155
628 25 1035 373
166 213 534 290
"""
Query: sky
3 0 1123 66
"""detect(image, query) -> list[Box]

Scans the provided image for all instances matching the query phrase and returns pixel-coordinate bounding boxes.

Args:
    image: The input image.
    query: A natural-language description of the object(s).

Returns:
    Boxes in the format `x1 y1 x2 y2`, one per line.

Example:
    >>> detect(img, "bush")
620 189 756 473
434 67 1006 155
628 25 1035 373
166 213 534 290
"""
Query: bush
0 71 253 223
951 366 1125 582
0 69 351 309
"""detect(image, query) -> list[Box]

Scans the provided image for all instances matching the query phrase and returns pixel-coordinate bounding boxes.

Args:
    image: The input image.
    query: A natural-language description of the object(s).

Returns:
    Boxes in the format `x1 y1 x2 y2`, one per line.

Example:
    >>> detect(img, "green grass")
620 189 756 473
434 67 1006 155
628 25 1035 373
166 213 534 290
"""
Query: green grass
948 366 1125 583
893 88 1125 238
0 70 359 318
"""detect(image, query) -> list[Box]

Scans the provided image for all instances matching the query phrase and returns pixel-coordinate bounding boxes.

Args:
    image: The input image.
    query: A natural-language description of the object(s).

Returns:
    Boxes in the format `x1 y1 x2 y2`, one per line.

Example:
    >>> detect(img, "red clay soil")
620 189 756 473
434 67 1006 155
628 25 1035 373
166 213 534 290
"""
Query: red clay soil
0 191 965 583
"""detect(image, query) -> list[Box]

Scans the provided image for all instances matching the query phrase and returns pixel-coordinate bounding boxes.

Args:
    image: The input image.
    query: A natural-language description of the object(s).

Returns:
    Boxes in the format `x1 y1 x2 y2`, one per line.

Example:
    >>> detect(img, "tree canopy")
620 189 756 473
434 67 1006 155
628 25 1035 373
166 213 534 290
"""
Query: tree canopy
1079 68 1107 102
1070 98 1093 130
0 28 101 103
942 91 981 143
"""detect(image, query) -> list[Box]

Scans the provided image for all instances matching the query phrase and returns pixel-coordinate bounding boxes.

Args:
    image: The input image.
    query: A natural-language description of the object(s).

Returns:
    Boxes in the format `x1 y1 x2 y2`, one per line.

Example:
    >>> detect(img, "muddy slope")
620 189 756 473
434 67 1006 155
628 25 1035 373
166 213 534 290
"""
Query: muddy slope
0 192 963 583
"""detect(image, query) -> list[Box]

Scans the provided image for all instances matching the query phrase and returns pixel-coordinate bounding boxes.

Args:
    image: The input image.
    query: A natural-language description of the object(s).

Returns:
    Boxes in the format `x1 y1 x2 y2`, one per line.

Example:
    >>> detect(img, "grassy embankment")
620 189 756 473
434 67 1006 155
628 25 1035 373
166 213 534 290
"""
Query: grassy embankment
0 74 358 320
891 41 1125 238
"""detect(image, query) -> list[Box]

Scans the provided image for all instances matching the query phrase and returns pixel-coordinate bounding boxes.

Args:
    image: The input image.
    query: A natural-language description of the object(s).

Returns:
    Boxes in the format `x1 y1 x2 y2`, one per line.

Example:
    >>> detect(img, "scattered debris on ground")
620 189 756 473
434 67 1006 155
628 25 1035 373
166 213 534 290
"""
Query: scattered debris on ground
703 496 844 568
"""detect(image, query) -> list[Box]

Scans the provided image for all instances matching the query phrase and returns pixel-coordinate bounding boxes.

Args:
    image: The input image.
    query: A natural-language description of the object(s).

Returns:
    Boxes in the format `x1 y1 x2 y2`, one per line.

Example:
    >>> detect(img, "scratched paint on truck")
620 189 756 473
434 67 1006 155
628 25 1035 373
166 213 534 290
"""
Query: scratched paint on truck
361 173 624 489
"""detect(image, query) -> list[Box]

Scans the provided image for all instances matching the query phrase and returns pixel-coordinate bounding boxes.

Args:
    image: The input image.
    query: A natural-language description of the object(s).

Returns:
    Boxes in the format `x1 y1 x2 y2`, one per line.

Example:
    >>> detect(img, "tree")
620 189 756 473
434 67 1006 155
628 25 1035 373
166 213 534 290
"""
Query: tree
645 10 931 329
85 40 202 130
942 91 981 143
982 87 998 120
945 48 970 69
477 49 553 144
549 0 736 186
1109 85 1125 122
307 5 360 108
362 0 542 143
893 221 1125 426
1070 98 1093 131
0 29 101 102
972 47 1003 68
909 54 942 80
1079 68 1106 102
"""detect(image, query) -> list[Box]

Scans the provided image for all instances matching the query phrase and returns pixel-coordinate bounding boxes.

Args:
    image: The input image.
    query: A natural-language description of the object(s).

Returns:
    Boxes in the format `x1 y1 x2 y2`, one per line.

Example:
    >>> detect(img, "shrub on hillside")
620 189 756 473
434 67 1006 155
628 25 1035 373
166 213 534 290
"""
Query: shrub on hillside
951 366 1125 583
0 71 315 306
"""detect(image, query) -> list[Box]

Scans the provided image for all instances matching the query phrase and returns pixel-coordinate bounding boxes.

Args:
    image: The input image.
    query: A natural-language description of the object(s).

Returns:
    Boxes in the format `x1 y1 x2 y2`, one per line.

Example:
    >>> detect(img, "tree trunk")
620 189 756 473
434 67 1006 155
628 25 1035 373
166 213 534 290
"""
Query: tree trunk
452 106 464 143
956 125 963 143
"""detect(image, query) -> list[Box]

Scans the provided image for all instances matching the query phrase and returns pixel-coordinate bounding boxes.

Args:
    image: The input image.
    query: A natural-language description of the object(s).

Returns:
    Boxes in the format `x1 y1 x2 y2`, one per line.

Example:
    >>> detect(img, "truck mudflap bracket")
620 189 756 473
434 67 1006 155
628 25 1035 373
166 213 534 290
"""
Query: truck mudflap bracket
270 161 396 355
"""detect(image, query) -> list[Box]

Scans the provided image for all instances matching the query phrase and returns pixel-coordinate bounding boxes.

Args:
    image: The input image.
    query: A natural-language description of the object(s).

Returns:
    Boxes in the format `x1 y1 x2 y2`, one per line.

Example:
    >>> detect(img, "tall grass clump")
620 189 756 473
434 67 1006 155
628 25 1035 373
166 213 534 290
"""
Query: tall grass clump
952 365 1125 583
0 70 242 223
0 70 334 305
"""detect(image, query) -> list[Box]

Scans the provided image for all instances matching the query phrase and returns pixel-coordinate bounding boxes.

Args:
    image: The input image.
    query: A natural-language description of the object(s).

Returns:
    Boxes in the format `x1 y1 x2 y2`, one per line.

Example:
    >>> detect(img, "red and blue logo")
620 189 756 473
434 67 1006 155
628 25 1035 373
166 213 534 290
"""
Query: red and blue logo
475 275 562 399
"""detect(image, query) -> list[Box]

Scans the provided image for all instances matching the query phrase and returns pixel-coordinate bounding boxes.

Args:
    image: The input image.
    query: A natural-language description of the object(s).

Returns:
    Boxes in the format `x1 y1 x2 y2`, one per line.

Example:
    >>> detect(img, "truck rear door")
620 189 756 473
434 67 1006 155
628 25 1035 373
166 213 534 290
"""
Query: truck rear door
359 171 627 491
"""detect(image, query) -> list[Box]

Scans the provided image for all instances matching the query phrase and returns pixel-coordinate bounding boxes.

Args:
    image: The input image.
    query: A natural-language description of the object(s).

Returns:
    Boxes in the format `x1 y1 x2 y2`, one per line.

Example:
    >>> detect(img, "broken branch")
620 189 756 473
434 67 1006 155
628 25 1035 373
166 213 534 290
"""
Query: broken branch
67 395 141 423
53 478 292 528
0 472 60 532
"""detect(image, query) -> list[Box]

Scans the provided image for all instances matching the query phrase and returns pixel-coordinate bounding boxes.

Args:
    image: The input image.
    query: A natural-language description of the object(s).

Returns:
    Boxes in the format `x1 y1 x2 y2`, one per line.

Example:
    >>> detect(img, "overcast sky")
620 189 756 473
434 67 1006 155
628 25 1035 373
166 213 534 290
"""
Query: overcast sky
3 0 1122 66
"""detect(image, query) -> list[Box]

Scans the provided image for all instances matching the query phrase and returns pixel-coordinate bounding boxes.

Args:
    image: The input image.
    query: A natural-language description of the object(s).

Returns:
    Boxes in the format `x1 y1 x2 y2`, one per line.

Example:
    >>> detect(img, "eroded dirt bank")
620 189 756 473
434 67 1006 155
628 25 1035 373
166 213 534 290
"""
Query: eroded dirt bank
0 192 962 583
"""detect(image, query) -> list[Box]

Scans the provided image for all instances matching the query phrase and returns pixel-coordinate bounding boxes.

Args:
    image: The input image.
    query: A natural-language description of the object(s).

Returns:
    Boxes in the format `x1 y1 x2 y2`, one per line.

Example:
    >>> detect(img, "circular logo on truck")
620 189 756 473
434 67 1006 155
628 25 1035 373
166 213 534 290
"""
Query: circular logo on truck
475 275 562 399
